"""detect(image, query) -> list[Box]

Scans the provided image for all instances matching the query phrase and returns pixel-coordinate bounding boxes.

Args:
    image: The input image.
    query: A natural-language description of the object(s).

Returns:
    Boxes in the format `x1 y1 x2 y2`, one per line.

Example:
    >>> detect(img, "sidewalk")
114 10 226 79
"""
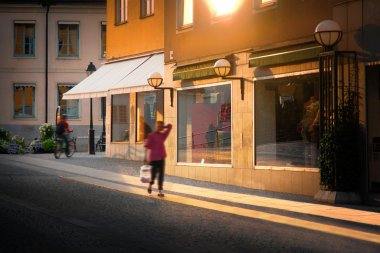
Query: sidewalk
2 152 380 244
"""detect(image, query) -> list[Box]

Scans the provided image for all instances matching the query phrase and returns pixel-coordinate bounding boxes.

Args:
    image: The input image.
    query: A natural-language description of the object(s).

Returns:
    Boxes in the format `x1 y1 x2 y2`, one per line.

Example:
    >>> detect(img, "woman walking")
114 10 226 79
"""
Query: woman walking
144 121 172 197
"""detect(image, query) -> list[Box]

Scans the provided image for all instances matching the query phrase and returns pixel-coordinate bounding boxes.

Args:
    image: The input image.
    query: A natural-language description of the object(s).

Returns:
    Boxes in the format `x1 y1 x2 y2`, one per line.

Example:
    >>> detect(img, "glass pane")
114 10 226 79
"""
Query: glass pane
177 0 193 28
112 94 130 142
58 25 68 56
24 87 34 116
178 84 231 164
68 25 78 56
101 24 106 57
14 86 34 117
14 86 23 116
255 74 320 168
136 91 163 142
25 24 34 55
211 0 237 17
58 85 78 118
14 25 24 55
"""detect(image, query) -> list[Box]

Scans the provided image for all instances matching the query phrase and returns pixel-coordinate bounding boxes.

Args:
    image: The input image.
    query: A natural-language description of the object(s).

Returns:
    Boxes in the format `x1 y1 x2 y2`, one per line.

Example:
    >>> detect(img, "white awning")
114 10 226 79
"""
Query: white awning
62 53 164 100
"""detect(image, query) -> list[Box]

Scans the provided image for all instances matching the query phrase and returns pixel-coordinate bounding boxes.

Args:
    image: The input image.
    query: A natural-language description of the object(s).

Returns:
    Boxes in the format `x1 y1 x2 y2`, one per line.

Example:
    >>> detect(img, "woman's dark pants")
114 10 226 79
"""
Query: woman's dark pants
149 160 165 190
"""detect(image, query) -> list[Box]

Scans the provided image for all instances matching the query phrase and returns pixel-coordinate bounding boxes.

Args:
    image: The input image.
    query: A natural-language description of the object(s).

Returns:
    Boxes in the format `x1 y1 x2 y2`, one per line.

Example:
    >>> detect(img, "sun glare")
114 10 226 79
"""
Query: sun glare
210 0 240 17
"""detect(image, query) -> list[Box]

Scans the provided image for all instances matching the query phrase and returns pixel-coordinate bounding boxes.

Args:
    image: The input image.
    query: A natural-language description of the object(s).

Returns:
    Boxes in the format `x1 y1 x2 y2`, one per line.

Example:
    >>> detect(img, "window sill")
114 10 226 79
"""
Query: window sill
57 56 80 60
115 21 128 26
254 166 319 172
13 116 36 120
176 25 193 34
177 162 232 168
13 55 36 59
140 14 154 19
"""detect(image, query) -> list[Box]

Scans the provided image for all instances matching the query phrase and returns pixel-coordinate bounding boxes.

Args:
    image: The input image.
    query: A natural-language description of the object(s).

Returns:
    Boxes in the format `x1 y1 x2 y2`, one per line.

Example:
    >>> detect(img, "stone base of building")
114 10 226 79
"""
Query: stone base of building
314 190 362 205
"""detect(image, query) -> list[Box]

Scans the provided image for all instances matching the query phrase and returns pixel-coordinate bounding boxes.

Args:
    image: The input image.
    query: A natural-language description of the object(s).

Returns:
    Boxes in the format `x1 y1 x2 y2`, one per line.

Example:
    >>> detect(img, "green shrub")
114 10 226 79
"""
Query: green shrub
0 139 9 154
42 138 55 153
319 99 360 191
11 135 25 147
29 139 43 153
39 123 54 140
0 128 11 142
19 147 25 155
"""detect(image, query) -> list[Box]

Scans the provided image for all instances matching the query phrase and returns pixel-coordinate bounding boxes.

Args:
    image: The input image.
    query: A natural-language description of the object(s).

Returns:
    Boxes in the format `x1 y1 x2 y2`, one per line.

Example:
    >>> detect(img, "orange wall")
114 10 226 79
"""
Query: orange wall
107 0 164 59
164 0 332 63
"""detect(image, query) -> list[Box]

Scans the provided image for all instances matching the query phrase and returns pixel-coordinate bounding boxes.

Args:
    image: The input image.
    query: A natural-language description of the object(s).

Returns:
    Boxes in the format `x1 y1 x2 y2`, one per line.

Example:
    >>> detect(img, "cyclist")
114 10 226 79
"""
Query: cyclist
56 114 73 154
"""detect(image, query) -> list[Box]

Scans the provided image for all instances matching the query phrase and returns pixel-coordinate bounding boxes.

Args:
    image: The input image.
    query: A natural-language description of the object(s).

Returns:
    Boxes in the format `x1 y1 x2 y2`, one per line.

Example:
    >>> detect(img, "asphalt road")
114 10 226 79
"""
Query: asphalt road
0 160 379 253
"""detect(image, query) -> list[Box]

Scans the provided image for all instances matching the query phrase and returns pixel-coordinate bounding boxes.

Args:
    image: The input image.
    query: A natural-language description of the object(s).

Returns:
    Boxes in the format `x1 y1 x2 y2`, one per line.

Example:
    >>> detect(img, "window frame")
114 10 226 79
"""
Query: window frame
253 71 320 169
100 21 106 58
116 0 128 25
253 0 277 10
176 82 233 166
111 94 130 143
135 90 164 143
57 84 80 119
13 84 36 118
141 0 154 18
176 0 193 31
57 22 80 58
14 21 35 57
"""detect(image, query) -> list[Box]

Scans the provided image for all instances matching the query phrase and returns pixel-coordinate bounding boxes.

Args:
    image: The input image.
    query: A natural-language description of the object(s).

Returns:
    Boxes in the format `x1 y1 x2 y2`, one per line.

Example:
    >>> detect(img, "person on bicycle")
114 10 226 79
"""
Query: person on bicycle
56 114 73 154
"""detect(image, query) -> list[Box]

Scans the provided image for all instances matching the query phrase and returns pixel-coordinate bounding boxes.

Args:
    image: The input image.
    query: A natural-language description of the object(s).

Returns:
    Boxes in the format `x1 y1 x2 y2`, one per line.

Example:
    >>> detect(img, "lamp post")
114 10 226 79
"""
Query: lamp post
101 97 106 151
147 72 174 107
213 58 245 100
86 62 96 155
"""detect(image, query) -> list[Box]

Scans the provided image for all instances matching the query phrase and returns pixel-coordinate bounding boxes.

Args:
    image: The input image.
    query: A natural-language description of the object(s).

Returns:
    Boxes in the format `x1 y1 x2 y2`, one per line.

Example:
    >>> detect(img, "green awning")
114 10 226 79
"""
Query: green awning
249 43 322 67
173 60 217 81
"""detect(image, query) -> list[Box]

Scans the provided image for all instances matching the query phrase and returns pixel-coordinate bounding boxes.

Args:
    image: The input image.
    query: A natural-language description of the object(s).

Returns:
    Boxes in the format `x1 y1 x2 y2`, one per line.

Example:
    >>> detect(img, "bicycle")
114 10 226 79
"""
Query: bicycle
54 134 76 159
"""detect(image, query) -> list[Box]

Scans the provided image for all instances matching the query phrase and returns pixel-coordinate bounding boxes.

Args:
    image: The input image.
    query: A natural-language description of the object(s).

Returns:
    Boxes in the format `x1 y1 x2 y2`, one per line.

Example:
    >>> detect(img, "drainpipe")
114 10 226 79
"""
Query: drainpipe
44 3 50 123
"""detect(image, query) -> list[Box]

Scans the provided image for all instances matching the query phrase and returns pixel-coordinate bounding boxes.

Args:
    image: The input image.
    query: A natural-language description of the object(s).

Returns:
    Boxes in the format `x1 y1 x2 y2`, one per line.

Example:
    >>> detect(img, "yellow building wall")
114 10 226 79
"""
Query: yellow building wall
164 0 330 64
107 0 164 59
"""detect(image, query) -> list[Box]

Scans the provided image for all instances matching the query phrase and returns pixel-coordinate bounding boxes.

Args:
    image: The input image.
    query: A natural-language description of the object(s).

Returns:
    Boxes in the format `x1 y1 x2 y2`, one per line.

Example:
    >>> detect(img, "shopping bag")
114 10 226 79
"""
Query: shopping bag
140 164 152 183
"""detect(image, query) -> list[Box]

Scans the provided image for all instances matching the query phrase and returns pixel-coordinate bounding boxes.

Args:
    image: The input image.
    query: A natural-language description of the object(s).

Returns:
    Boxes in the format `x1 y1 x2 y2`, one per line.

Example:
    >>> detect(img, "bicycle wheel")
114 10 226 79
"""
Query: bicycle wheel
54 141 62 159
65 141 75 157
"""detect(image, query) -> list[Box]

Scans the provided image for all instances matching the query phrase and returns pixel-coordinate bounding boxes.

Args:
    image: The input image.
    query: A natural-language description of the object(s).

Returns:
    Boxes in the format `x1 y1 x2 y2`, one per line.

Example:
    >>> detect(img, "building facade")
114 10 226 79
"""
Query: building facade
65 0 380 202
0 0 106 150
162 0 380 200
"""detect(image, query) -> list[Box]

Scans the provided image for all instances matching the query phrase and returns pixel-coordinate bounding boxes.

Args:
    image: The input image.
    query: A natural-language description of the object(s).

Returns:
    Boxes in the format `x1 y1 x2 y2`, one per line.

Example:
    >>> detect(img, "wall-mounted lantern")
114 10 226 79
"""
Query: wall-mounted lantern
147 72 174 107
314 19 343 51
213 59 245 100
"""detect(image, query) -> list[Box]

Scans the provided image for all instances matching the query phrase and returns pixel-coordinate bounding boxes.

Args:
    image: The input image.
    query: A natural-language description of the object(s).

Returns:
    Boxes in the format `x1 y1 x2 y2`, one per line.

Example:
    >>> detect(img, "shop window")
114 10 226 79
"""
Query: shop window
58 84 79 118
58 23 79 57
14 22 35 57
141 0 154 18
116 0 128 24
177 0 193 30
136 91 163 142
14 84 35 118
100 22 106 58
178 84 231 164
254 73 319 168
111 94 130 142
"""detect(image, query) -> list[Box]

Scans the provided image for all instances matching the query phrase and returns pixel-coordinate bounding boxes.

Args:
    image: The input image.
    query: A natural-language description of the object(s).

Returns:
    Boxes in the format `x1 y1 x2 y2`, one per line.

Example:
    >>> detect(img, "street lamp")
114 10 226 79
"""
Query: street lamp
213 58 245 100
86 62 96 155
101 97 106 152
314 19 343 51
147 72 174 107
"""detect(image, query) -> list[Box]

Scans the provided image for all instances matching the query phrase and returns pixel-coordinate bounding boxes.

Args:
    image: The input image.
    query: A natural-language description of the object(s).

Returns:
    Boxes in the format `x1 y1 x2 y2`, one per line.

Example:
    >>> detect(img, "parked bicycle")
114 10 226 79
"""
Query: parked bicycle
54 135 76 159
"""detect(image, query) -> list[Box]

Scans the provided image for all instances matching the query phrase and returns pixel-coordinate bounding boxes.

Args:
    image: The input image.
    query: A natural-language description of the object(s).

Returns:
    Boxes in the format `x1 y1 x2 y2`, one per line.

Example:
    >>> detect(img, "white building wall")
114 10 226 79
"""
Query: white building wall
0 2 106 150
